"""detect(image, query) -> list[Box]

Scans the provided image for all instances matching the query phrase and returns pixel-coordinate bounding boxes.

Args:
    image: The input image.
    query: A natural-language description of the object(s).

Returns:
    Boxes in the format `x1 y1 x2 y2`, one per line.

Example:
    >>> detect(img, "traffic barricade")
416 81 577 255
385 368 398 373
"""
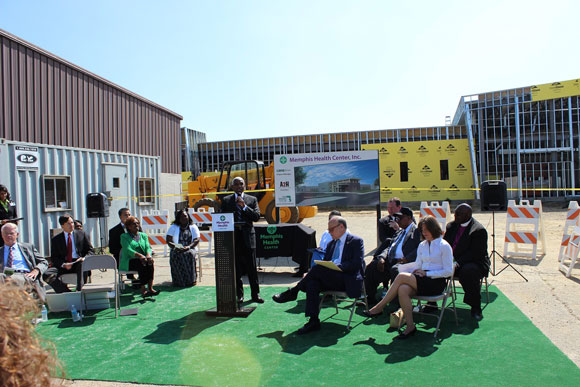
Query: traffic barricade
559 201 580 262
141 209 170 256
503 200 545 259
420 201 451 230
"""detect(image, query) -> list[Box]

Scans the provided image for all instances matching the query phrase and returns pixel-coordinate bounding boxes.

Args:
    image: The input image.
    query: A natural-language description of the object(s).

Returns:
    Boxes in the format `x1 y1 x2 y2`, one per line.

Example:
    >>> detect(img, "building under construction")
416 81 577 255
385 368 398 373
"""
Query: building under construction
452 81 579 199
185 78 580 201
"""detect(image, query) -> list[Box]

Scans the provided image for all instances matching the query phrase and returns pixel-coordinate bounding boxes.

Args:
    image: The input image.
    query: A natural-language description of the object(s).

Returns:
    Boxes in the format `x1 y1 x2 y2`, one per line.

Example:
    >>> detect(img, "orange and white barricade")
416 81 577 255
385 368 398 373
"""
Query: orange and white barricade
188 209 213 226
559 201 580 262
141 209 170 255
559 225 580 278
503 200 545 259
188 209 214 253
420 201 451 231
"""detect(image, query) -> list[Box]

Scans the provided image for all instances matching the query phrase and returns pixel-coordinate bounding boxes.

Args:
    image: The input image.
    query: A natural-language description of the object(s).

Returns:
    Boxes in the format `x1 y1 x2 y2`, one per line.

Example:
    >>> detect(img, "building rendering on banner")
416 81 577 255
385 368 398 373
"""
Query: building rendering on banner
0 29 183 254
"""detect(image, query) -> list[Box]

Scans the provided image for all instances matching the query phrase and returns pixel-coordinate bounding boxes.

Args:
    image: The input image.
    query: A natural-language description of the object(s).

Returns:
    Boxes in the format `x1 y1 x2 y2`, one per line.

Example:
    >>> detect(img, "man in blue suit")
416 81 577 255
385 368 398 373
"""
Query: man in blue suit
273 216 365 334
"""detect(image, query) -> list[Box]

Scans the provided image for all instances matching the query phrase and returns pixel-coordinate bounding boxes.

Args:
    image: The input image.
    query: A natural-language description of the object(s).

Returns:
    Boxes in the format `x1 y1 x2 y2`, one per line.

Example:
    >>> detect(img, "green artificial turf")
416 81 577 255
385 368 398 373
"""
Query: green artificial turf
37 285 580 386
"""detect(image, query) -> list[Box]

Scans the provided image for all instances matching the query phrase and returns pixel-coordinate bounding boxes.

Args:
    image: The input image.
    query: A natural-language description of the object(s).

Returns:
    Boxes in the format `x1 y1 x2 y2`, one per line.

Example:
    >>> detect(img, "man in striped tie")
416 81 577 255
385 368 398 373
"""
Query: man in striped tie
0 223 48 301
272 216 365 334
43 214 94 293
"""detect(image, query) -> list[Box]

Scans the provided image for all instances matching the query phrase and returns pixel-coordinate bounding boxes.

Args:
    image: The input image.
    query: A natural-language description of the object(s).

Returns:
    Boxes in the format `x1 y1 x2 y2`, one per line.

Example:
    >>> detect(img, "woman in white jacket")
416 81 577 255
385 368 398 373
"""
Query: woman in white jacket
367 215 453 339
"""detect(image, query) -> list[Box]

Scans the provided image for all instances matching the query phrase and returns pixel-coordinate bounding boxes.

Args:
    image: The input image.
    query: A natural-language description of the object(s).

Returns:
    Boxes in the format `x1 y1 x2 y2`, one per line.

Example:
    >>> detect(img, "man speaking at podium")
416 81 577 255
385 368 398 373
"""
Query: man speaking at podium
272 216 365 334
220 177 264 304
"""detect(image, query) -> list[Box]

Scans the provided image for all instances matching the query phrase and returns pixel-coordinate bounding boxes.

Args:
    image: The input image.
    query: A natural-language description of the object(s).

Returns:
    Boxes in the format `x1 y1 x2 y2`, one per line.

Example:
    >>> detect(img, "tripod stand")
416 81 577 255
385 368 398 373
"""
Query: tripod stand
489 209 528 281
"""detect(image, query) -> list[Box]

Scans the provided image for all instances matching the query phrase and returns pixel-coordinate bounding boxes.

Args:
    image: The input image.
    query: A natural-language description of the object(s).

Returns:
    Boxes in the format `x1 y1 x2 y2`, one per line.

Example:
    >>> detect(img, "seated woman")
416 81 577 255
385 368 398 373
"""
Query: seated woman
120 216 159 297
367 215 453 339
166 209 200 287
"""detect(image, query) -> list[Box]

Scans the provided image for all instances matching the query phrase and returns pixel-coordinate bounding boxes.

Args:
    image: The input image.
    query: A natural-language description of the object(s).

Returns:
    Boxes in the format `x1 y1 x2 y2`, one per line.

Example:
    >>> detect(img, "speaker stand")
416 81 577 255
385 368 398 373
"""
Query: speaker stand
490 210 528 281
94 216 106 255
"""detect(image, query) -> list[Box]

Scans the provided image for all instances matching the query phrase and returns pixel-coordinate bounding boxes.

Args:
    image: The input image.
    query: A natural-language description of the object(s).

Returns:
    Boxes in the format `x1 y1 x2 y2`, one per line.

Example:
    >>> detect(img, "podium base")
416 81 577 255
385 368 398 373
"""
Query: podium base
205 306 256 318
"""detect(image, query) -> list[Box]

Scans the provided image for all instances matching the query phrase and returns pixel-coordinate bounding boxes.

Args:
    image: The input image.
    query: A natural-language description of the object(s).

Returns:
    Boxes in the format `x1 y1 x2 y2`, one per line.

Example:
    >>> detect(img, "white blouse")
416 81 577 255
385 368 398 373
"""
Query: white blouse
398 237 453 278
166 224 201 251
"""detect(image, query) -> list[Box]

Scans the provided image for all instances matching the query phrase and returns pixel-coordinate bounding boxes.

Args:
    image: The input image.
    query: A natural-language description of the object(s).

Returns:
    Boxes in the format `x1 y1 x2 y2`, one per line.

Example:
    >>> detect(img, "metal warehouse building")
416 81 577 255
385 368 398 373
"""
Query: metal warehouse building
0 29 183 254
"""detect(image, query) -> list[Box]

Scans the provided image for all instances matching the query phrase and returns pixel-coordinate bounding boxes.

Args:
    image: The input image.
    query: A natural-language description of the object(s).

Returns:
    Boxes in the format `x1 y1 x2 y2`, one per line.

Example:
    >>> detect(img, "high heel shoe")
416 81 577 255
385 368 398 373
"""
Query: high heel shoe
363 309 383 318
395 326 417 340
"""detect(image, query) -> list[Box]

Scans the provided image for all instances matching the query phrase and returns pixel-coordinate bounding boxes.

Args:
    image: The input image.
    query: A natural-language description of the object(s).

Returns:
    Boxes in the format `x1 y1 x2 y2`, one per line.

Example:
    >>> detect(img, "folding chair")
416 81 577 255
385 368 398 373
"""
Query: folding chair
80 255 119 318
412 270 457 338
118 270 138 290
319 283 369 330
452 275 490 306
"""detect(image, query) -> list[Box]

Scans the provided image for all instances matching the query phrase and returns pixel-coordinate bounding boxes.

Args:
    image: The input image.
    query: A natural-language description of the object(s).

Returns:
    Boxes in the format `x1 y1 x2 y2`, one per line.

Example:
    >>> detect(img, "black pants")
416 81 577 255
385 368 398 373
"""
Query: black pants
234 235 259 299
455 262 484 312
364 259 399 305
128 258 154 286
295 265 348 320
44 261 86 293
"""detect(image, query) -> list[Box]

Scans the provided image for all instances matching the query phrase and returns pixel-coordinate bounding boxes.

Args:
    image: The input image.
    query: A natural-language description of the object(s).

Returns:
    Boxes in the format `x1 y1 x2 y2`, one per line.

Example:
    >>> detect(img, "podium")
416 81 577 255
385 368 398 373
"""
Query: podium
206 216 255 317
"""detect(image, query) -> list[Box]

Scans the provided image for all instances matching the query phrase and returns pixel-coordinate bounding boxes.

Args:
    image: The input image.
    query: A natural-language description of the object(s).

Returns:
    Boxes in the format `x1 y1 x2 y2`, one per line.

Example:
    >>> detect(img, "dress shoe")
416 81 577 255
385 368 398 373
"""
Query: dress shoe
149 289 160 296
395 326 417 340
251 295 265 304
272 288 298 303
297 318 321 335
471 309 483 321
363 310 382 318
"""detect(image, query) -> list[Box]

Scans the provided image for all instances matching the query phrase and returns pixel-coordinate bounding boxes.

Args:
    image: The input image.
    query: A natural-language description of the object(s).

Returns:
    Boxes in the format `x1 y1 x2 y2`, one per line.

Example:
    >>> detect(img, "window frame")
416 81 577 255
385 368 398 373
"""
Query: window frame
137 177 155 206
42 175 72 212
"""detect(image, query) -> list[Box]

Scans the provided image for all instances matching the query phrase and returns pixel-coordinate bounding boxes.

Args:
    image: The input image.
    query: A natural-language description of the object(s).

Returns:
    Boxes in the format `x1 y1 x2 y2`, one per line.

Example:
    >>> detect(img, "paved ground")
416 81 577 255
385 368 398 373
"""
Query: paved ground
56 204 580 386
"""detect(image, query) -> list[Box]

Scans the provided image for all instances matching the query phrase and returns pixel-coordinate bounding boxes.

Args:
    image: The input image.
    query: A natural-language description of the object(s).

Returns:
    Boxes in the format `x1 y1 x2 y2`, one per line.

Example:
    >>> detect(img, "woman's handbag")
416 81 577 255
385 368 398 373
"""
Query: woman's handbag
389 308 406 329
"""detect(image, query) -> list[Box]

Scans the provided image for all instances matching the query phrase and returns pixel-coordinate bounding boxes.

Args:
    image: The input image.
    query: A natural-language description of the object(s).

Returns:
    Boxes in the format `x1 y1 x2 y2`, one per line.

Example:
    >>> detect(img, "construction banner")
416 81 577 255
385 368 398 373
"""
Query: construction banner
362 139 475 203
531 79 580 102
273 150 379 207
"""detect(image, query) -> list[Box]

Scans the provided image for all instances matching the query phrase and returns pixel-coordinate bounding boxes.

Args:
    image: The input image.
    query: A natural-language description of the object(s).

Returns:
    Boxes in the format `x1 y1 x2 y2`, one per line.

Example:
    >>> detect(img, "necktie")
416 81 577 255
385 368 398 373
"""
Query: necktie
66 233 73 263
388 230 406 259
331 239 341 262
7 246 14 267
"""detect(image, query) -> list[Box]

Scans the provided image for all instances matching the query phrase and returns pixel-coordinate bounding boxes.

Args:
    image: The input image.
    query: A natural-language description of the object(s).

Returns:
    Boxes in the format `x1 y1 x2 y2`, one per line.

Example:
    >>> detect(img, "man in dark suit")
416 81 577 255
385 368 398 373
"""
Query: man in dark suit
377 197 402 244
0 223 48 301
365 207 421 307
43 214 94 293
220 177 264 304
443 203 490 321
273 216 365 334
108 208 131 267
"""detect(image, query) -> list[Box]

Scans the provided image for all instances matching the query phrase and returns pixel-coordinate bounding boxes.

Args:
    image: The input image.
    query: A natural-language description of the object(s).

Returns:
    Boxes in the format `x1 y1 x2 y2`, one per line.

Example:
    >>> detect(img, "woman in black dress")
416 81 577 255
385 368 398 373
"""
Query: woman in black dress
0 184 17 248
166 209 200 287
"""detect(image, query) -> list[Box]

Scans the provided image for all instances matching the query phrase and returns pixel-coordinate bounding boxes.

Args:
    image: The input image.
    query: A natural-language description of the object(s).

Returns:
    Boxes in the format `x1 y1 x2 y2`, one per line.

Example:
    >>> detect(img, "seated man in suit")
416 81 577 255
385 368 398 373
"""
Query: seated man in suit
0 223 48 302
272 216 365 334
109 208 131 268
377 197 403 244
364 207 421 307
43 214 94 293
443 203 489 321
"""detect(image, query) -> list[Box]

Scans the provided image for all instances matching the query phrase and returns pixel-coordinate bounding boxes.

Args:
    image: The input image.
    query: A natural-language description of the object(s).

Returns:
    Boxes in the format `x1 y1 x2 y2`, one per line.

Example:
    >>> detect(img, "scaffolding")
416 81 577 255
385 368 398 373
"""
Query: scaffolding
453 87 579 199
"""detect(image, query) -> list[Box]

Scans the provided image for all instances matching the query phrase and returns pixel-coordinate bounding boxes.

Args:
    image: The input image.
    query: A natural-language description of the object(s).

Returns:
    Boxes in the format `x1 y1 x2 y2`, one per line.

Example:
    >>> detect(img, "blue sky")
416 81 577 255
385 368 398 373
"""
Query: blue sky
299 160 378 186
1 1 578 142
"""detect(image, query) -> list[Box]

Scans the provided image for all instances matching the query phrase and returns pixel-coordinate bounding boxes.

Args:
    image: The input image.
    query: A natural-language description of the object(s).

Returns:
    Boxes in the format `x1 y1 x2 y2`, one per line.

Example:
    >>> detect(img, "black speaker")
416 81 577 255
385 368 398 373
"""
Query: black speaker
86 193 109 218
481 180 507 211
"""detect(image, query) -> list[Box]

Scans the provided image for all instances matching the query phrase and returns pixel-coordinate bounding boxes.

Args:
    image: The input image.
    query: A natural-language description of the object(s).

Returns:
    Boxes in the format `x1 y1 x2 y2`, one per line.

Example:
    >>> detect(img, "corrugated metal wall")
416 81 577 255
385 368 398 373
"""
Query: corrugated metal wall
0 140 161 256
0 29 182 174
